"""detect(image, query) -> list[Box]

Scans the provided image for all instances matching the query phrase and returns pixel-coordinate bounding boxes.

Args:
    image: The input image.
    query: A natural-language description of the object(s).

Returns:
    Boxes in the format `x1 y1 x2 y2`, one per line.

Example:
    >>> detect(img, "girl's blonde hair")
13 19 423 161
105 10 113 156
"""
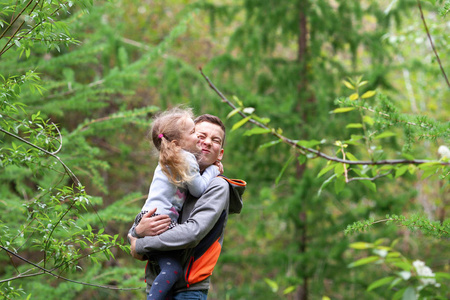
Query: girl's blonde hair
150 107 194 186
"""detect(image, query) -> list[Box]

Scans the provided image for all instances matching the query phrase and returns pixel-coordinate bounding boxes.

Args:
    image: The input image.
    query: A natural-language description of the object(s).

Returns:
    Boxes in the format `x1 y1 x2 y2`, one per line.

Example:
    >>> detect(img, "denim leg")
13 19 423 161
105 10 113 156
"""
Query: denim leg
173 290 208 300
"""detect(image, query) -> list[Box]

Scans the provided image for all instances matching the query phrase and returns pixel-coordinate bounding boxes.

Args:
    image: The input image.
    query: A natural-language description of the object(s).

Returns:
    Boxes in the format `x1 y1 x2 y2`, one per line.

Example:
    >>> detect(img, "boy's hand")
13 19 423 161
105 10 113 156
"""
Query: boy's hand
128 234 145 261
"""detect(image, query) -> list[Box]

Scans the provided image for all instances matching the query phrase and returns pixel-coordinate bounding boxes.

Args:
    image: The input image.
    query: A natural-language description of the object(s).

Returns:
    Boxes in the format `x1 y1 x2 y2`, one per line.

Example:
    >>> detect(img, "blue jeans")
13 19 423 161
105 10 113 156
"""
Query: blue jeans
173 290 208 300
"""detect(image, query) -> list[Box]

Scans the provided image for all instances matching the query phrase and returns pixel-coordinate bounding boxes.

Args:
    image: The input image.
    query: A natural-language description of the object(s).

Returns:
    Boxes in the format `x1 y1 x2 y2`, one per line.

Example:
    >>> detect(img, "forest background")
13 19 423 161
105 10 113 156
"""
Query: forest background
0 0 449 299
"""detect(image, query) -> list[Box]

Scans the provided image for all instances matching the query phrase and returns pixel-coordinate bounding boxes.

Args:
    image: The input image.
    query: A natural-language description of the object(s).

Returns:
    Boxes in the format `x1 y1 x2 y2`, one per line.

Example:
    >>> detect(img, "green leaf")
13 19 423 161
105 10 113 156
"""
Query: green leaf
349 242 373 249
297 154 307 164
297 139 324 148
243 127 271 136
348 256 379 268
334 175 346 194
232 95 243 107
346 123 363 129
346 152 358 161
275 155 295 185
331 107 356 114
264 278 278 293
360 180 376 192
283 286 296 294
402 287 417 300
392 261 412 271
259 140 281 150
435 272 450 280
343 80 355 90
318 174 337 195
374 131 396 139
231 116 251 131
349 93 359 101
226 107 242 119
361 90 376 99
395 165 409 178
334 163 345 176
317 164 336 178
367 276 396 291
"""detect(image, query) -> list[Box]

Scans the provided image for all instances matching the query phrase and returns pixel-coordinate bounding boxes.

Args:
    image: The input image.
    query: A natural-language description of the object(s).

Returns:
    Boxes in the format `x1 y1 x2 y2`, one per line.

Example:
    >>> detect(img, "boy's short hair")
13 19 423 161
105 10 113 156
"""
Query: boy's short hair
194 114 226 146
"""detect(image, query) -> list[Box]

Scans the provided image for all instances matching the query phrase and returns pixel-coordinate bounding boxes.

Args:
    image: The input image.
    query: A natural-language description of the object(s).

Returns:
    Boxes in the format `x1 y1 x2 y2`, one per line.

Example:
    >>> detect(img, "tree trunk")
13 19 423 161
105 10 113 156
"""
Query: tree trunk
295 1 312 300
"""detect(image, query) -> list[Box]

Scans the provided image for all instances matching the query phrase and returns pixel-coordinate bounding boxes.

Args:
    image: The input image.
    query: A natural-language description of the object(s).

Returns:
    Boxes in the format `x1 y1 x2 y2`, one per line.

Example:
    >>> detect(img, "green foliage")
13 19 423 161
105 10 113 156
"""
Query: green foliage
348 240 450 299
346 214 450 238
1 0 449 299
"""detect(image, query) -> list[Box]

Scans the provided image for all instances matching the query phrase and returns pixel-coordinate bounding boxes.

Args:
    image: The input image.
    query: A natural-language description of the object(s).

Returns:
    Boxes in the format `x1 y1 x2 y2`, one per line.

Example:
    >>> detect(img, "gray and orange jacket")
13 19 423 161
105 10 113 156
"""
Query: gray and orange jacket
133 175 246 293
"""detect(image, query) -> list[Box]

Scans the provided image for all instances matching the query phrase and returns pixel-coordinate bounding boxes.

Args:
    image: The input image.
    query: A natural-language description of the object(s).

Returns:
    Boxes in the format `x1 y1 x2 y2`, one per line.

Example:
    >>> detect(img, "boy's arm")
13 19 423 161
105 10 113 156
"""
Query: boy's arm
134 178 229 254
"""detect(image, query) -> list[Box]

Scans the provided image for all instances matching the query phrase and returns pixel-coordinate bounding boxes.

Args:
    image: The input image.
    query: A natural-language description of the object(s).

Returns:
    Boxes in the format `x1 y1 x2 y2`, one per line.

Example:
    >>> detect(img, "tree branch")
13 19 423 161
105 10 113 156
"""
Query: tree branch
199 68 450 166
0 246 141 291
0 128 80 185
417 0 450 88
347 171 393 183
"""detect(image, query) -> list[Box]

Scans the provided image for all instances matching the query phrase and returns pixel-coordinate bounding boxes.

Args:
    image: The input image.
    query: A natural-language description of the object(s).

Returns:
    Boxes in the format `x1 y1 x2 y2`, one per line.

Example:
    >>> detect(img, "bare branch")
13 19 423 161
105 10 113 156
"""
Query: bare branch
0 246 141 291
199 68 450 166
50 122 63 155
417 0 450 88
347 171 393 183
0 128 81 185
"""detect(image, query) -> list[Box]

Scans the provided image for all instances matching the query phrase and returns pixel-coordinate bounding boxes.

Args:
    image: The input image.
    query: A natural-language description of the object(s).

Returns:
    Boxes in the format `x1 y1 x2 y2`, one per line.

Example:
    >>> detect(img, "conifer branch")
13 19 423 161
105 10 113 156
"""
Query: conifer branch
0 246 141 291
199 68 450 166
417 0 450 88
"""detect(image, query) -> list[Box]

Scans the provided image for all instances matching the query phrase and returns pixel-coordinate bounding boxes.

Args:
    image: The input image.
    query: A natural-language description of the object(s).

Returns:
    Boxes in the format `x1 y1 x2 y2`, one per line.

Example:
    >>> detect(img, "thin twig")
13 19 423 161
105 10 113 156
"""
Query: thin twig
199 68 450 166
0 246 141 291
50 122 63 155
0 128 80 185
417 0 450 88
347 171 393 183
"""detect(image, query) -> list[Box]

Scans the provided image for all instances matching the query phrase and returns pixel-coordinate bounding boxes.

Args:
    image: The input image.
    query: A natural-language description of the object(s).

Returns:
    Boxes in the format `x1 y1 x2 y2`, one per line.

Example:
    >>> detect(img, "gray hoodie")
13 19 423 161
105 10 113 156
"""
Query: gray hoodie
134 175 246 293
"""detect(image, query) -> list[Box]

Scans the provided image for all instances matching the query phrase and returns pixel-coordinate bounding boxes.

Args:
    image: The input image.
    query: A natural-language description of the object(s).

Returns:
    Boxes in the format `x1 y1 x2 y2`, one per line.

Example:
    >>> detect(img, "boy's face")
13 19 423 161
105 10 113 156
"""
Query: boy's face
195 121 224 171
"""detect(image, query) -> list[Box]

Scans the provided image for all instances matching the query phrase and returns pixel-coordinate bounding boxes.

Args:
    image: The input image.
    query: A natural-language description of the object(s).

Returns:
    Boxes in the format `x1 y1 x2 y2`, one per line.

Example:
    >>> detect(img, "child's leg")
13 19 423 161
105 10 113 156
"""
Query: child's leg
147 254 183 300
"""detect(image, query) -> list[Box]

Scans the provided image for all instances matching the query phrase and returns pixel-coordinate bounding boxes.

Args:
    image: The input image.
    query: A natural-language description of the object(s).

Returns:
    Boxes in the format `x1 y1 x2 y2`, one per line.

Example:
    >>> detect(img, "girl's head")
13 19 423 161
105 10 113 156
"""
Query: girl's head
151 106 200 154
150 106 200 185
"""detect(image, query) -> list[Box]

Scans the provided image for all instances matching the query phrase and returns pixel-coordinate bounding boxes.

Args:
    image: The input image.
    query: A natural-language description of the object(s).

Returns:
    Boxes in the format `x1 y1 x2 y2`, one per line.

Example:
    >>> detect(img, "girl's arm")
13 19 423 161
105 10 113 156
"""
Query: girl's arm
185 152 220 197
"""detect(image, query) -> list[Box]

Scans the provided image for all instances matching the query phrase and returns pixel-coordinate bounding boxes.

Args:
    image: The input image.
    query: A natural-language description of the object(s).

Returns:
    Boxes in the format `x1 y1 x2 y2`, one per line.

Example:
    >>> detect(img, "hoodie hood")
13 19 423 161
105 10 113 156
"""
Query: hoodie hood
219 176 246 214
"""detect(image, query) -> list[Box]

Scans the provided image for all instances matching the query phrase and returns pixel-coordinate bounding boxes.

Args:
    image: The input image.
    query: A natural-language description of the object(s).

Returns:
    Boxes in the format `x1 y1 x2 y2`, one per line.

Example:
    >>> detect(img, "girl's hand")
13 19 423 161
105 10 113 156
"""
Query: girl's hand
214 160 224 175
135 208 171 236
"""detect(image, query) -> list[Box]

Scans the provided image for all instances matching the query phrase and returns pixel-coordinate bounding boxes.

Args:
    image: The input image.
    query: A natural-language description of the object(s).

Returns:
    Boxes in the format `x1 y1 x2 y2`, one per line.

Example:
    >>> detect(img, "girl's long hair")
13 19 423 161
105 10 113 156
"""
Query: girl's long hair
150 107 194 186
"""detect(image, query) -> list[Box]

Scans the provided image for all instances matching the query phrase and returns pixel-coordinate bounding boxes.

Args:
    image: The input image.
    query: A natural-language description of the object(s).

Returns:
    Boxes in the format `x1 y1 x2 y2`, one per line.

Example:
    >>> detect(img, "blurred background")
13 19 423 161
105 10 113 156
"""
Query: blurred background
1 0 449 299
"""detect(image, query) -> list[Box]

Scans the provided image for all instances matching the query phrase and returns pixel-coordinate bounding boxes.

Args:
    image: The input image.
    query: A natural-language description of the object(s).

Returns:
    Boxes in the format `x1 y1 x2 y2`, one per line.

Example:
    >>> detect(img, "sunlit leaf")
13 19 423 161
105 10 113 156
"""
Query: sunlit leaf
343 80 355 90
349 242 373 249
349 93 359 101
259 140 281 150
226 107 241 119
331 107 356 114
373 131 396 139
231 116 251 131
346 123 363 129
348 256 379 268
361 90 376 99
243 127 271 136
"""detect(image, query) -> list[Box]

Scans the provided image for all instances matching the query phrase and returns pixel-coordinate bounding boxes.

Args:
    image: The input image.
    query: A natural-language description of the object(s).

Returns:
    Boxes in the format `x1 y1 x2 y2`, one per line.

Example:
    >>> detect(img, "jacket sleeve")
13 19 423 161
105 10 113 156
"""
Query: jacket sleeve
184 153 220 198
135 177 229 254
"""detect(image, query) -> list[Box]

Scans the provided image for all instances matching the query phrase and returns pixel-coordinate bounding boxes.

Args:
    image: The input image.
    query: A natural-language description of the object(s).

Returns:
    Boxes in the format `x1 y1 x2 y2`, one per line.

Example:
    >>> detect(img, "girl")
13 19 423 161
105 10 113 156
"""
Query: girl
132 107 221 300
